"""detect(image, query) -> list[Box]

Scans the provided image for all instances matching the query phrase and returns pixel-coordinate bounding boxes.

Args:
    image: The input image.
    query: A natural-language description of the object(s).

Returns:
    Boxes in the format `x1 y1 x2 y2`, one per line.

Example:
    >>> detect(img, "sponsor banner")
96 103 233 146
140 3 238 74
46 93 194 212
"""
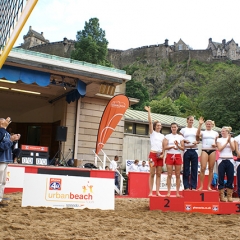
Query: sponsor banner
22 174 115 210
6 166 25 188
184 202 219 214
21 145 48 152
95 94 129 154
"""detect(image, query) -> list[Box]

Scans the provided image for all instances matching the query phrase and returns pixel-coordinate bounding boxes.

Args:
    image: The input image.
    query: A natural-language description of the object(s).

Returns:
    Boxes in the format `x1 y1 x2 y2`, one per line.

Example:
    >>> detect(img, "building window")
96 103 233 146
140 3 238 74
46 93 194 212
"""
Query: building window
178 44 183 50
124 122 133 133
124 122 148 135
136 123 147 135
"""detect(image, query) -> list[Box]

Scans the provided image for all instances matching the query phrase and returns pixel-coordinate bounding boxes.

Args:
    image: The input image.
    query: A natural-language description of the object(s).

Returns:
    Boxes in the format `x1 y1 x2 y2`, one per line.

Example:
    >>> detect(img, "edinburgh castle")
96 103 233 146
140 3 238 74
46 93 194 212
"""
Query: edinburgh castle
19 26 240 69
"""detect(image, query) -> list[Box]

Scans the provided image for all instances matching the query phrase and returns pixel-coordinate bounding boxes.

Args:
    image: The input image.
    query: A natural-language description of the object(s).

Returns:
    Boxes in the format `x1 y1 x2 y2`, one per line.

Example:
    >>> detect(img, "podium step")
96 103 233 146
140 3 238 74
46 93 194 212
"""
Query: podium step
183 190 219 202
219 201 240 214
149 195 184 212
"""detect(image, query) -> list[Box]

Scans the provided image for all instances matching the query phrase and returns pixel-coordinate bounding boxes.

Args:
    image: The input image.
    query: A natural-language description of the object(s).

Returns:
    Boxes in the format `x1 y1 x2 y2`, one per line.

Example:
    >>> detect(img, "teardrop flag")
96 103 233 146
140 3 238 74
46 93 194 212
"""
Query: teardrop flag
95 94 129 155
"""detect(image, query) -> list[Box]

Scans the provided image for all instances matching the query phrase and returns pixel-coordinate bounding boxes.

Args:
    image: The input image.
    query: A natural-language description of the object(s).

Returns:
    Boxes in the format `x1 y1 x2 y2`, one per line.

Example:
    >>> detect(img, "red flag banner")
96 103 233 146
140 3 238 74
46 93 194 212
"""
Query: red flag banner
95 94 129 155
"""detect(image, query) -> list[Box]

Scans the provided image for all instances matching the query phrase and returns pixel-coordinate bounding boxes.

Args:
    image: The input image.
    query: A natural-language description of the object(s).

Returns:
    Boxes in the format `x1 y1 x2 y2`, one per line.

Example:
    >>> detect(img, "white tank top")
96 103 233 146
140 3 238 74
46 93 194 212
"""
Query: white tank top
150 130 164 152
180 127 198 147
165 133 184 154
217 137 234 158
201 130 218 149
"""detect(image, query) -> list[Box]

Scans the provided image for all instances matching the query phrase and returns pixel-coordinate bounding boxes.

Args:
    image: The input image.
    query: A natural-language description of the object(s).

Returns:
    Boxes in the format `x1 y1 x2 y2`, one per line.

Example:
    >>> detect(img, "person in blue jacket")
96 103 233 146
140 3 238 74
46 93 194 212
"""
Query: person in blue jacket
0 117 20 205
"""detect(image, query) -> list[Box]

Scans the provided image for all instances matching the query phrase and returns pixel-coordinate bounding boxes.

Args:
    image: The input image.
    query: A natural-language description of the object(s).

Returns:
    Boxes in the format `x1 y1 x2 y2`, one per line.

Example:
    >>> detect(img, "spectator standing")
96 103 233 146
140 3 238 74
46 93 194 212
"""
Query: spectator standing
0 117 20 205
139 161 149 172
110 155 120 191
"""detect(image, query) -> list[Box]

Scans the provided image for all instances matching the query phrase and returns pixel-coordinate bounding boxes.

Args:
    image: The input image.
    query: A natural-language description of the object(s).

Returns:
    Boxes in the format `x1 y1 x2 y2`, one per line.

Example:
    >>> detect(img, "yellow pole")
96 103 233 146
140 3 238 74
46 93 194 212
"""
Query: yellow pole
0 0 38 69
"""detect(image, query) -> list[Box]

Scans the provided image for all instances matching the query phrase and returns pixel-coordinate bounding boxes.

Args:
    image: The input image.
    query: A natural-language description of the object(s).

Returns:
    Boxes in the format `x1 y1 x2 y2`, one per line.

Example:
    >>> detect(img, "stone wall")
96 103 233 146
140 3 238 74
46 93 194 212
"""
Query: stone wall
28 39 75 58
108 44 172 69
169 50 214 63
21 39 231 69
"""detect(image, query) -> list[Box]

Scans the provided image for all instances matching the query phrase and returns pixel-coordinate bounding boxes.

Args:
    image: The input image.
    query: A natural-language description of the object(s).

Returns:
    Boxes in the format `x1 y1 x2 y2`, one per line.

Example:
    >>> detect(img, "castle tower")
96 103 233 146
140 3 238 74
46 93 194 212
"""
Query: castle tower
20 26 49 49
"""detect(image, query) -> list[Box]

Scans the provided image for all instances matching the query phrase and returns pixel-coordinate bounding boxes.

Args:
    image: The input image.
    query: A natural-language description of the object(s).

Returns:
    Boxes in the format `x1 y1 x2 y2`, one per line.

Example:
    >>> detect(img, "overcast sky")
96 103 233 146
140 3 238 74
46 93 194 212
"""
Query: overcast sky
15 0 240 51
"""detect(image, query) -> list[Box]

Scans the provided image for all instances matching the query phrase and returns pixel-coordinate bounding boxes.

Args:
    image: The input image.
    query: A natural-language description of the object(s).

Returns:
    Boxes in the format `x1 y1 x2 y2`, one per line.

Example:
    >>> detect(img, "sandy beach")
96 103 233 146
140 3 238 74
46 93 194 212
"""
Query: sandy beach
0 192 240 240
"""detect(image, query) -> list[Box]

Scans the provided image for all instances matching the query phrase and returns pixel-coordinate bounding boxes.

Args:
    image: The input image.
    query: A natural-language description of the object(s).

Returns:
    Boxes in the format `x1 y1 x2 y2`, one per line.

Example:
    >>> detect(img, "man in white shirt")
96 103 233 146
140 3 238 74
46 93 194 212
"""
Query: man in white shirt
139 161 149 172
110 155 119 190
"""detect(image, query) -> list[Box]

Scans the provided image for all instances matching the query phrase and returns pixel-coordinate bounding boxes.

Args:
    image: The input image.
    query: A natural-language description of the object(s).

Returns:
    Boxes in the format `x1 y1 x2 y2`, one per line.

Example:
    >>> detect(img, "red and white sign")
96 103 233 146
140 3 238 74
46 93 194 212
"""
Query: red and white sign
21 145 49 152
22 174 115 210
184 202 220 214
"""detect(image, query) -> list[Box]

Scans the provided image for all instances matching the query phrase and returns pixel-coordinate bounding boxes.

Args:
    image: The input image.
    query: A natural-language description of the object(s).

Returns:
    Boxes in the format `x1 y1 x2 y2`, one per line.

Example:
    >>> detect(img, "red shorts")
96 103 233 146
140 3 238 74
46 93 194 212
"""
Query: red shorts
149 152 163 167
165 153 182 165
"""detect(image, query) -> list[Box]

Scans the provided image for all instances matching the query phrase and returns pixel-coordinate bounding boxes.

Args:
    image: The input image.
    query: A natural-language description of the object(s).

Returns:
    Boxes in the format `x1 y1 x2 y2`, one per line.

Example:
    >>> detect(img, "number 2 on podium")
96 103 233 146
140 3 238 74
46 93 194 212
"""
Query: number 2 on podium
164 199 170 208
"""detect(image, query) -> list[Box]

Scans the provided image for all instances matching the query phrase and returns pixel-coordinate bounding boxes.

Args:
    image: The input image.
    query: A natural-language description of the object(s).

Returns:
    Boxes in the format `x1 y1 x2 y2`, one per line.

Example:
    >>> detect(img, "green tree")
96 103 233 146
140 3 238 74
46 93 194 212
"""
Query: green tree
200 68 240 132
126 79 149 110
149 97 180 116
71 18 111 66
174 93 202 118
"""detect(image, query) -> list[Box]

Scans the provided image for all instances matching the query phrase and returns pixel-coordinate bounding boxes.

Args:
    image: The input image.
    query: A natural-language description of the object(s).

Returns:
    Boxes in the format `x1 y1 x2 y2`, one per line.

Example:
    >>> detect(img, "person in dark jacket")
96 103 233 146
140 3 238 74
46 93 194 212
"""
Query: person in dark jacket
0 117 20 204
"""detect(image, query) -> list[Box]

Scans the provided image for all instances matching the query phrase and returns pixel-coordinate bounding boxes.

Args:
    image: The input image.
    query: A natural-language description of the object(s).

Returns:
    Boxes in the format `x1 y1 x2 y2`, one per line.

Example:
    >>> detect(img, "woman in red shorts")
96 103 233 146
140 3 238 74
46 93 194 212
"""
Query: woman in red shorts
163 123 184 197
145 106 164 196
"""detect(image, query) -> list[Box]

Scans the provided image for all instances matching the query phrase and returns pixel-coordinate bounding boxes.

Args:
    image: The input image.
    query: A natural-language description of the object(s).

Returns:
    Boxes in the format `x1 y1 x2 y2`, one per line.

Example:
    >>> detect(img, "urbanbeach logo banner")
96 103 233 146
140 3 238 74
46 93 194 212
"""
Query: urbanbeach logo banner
46 178 94 203
95 94 129 154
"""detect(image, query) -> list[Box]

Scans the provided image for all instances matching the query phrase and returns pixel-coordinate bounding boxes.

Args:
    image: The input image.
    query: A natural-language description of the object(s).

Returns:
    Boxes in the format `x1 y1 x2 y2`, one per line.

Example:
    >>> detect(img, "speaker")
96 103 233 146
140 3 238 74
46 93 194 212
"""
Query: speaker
56 126 68 142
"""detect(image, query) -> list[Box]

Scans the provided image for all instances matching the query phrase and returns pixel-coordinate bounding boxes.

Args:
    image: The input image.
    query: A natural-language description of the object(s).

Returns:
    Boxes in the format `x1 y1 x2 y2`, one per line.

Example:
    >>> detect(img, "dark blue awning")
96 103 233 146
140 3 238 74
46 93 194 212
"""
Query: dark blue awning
0 65 50 87
0 65 86 103
66 80 86 103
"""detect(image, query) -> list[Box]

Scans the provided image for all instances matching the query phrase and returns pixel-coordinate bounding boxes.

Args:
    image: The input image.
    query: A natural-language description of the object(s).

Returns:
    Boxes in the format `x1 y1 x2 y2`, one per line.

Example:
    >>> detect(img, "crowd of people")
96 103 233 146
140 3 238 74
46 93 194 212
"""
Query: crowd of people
144 106 240 202
2 114 239 202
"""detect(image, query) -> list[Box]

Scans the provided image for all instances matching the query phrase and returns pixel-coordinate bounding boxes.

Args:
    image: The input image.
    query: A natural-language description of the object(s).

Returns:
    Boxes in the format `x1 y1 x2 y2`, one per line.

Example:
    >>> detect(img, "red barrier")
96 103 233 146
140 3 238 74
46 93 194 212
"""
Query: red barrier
5 164 114 194
128 172 149 198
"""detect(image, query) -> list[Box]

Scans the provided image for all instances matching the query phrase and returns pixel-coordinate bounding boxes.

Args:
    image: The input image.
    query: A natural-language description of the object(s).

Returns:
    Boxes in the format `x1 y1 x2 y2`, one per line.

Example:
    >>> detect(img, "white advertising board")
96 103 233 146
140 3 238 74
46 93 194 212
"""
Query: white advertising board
22 174 115 210
152 174 184 191
6 166 25 188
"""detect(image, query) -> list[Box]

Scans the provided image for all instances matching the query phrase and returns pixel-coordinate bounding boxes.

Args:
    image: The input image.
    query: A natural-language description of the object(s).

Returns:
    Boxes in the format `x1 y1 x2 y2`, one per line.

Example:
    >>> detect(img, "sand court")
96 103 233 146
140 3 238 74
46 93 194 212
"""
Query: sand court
0 192 240 240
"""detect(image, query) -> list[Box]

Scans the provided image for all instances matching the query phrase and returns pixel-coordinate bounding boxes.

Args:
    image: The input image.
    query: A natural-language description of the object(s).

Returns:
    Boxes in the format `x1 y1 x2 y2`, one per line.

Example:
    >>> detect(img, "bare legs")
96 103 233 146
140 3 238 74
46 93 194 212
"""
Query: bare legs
149 166 155 196
149 165 162 196
166 165 181 197
155 166 162 196
166 165 173 197
207 153 216 190
198 151 216 191
175 165 181 197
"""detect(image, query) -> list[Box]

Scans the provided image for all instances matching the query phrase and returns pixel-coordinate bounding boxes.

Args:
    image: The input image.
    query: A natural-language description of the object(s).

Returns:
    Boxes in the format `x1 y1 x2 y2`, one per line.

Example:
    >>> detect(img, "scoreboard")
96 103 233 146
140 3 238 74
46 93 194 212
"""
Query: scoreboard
20 145 49 166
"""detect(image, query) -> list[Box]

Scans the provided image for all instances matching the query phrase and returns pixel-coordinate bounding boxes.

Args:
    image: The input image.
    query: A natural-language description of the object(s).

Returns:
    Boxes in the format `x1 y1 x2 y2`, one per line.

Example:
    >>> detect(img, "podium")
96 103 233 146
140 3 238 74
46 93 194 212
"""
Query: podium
149 190 240 214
